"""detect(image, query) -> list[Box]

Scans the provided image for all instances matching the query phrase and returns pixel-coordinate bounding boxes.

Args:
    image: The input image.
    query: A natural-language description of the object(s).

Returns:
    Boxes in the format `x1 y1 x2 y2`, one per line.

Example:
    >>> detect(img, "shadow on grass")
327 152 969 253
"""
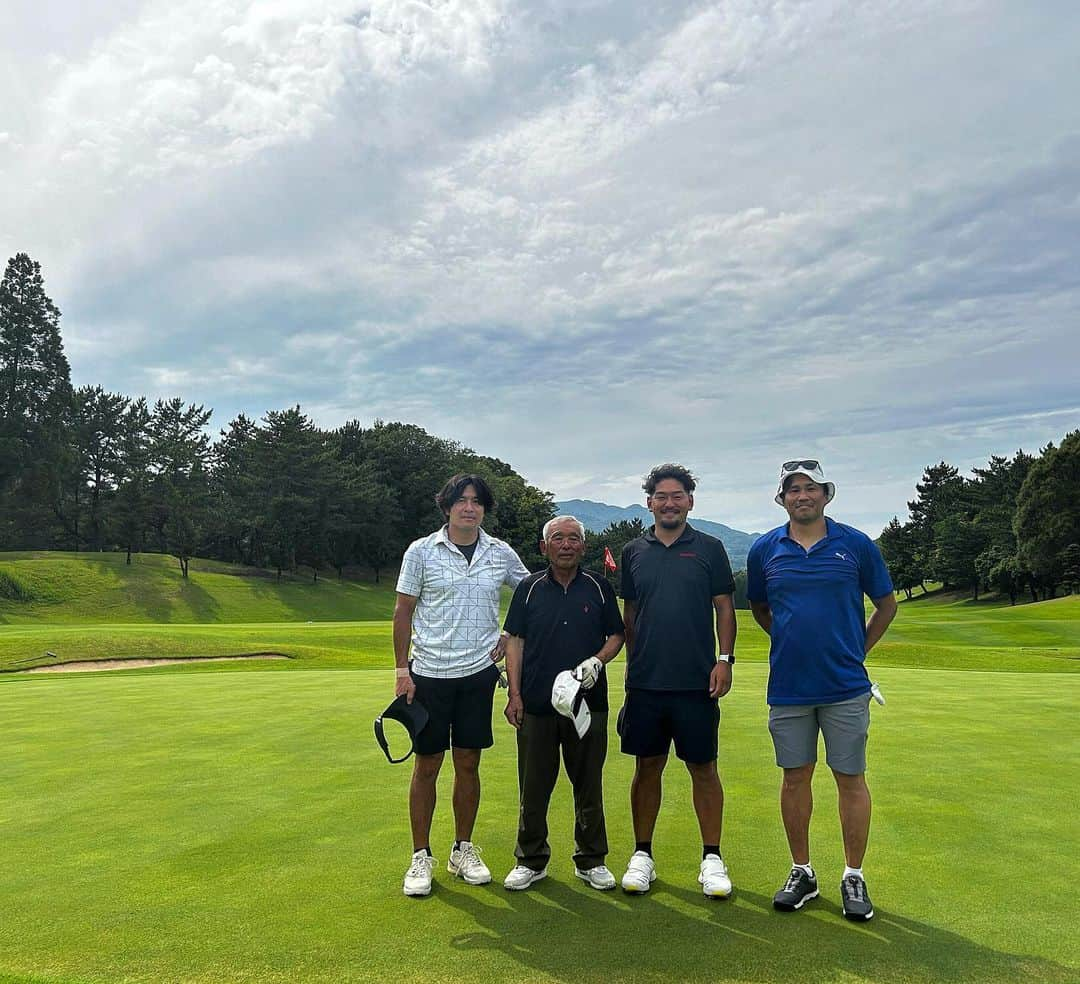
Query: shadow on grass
432 877 1071 984
36 552 225 624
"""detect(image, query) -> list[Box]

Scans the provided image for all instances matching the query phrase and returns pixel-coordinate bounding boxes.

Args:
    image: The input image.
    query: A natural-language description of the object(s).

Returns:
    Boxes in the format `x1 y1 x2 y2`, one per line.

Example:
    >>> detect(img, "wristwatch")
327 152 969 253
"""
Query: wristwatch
717 654 733 664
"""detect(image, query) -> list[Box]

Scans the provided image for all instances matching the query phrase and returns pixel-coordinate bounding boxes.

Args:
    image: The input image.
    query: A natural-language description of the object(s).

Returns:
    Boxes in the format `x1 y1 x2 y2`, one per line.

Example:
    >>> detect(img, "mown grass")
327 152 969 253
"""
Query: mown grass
2 553 1079 673
0 551 393 625
0 554 1077 981
0 621 390 672
0 665 1076 984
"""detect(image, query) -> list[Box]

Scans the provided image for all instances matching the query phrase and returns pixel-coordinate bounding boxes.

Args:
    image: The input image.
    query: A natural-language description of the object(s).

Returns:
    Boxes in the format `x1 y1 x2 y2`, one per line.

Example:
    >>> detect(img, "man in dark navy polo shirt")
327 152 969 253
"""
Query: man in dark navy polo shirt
618 463 737 899
501 516 625 892
747 459 896 922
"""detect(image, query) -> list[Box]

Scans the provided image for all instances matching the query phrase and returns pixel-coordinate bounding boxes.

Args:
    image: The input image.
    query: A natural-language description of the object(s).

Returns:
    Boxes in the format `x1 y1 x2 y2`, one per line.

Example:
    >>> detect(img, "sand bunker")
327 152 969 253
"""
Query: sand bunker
17 654 289 673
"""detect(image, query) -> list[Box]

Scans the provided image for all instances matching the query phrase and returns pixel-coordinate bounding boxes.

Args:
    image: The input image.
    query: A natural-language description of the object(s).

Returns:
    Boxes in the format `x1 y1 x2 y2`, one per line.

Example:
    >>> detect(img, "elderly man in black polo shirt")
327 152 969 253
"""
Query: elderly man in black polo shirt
619 463 737 899
501 515 625 891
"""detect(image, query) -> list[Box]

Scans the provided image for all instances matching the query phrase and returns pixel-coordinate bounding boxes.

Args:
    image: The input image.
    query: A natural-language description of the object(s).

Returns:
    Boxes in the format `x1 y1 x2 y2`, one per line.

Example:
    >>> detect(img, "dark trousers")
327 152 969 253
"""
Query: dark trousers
515 711 608 871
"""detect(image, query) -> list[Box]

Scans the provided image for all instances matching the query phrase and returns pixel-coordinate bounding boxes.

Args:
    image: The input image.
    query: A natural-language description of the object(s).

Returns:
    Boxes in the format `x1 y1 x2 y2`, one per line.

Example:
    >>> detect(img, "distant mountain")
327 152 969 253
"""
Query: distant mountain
555 499 761 572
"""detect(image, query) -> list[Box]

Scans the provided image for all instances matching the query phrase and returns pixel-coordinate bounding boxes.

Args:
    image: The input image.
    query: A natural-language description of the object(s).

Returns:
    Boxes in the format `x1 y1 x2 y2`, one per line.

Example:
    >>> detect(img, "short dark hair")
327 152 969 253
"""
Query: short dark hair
435 473 495 516
643 463 697 495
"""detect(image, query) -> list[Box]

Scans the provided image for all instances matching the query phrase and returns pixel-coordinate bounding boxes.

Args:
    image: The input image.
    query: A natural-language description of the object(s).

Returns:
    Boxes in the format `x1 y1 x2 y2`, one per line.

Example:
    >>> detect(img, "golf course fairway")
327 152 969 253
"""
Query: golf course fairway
0 661 1076 983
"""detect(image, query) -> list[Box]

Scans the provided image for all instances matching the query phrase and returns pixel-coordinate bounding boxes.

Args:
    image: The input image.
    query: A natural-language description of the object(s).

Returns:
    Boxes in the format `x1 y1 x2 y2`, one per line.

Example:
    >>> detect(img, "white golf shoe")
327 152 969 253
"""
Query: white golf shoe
575 865 617 891
621 851 657 894
403 850 436 897
699 854 732 898
503 864 547 890
448 841 492 885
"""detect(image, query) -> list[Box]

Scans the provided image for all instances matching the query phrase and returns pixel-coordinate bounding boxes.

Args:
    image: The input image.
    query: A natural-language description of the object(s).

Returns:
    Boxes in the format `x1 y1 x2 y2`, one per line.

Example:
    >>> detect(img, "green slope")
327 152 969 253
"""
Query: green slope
0 551 395 625
879 593 1080 669
1 553 1078 674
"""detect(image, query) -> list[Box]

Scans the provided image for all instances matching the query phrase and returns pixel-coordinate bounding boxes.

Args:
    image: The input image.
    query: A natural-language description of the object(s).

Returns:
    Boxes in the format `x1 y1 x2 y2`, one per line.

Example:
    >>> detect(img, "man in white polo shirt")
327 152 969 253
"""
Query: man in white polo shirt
394 473 531 897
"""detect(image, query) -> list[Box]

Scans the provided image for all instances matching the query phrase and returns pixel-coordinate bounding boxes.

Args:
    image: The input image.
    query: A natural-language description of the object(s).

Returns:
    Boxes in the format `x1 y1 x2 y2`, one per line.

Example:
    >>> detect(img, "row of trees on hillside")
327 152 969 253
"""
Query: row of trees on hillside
0 253 555 577
879 436 1080 603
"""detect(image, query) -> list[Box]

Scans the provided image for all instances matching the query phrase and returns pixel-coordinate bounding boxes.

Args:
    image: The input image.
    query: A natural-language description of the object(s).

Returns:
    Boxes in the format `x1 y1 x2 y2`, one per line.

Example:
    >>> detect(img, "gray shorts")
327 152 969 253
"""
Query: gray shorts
768 694 871 775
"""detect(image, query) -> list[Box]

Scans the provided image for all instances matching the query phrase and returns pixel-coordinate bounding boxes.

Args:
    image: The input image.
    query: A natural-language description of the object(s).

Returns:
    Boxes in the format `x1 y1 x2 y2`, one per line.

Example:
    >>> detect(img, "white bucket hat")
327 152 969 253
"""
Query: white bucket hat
775 459 836 505
551 670 591 738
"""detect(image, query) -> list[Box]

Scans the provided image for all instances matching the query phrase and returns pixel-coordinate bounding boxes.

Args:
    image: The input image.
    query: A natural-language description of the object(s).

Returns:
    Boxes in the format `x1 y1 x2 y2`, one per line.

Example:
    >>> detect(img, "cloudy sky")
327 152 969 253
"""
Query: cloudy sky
2 1 1077 535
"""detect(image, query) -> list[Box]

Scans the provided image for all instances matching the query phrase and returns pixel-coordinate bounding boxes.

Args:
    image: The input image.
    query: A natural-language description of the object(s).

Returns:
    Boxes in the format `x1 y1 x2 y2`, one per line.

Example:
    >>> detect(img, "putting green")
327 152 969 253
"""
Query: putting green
0 664 1075 983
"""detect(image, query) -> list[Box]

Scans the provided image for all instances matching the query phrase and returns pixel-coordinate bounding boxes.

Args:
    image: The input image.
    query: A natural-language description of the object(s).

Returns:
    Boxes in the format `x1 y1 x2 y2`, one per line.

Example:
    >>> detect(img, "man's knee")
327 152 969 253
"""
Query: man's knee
634 754 668 780
452 747 482 776
832 769 869 796
782 763 816 791
685 759 719 785
413 752 444 783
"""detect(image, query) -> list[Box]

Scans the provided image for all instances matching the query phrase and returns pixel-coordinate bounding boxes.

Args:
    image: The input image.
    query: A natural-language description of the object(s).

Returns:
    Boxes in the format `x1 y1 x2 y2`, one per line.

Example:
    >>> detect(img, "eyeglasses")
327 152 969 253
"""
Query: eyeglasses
781 460 820 473
649 492 688 504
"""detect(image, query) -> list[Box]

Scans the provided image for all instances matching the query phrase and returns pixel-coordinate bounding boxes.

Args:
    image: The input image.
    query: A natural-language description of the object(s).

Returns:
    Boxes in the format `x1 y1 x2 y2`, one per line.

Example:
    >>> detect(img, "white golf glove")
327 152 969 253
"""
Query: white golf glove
572 656 603 690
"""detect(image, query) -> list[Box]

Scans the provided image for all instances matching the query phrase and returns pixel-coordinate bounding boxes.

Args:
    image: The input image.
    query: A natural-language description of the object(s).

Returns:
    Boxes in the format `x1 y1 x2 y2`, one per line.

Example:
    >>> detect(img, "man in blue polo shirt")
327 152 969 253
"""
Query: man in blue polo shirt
747 459 896 922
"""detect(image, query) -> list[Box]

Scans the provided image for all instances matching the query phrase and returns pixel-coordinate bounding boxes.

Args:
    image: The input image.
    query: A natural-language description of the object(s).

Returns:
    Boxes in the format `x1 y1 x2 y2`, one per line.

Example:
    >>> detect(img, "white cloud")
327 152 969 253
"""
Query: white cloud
2 1 1078 536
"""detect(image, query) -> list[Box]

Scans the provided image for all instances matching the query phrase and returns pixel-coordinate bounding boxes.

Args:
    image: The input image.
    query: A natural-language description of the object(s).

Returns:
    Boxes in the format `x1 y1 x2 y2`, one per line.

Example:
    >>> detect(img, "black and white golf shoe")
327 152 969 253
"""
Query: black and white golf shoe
840 873 874 921
773 867 819 911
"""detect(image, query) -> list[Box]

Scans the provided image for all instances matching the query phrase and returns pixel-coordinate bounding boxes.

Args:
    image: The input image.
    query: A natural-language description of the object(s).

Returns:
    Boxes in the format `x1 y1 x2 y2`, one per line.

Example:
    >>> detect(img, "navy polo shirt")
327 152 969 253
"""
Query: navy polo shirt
620 524 735 692
747 517 894 706
503 567 624 716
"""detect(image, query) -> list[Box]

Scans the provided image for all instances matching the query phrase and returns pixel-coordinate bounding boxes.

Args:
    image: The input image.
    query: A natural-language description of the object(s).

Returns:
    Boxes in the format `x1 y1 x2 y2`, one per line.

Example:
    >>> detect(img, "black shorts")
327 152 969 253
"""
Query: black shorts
619 689 719 764
411 663 500 755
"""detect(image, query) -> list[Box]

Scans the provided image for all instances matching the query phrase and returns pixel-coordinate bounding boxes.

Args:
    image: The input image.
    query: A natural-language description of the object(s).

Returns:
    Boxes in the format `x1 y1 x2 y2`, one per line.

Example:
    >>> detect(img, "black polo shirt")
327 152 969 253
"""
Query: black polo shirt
503 567 624 716
620 524 735 692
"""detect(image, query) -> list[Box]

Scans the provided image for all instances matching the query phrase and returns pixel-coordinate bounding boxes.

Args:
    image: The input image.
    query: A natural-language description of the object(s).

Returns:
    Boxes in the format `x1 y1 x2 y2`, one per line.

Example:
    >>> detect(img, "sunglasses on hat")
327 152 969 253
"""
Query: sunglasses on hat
775 459 835 504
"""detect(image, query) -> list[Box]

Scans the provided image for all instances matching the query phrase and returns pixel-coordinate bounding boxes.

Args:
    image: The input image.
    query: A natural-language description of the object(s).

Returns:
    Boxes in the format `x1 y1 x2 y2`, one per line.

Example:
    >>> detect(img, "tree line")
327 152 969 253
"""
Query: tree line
878 436 1080 604
0 253 555 578
7 250 1075 602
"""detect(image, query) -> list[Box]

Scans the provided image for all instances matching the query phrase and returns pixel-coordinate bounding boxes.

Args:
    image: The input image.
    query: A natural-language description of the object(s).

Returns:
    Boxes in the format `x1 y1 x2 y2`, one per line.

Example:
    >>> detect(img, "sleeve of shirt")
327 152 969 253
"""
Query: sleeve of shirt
710 539 736 596
746 540 767 603
395 541 424 597
600 577 625 636
859 535 895 598
503 578 529 636
502 544 531 588
620 543 637 600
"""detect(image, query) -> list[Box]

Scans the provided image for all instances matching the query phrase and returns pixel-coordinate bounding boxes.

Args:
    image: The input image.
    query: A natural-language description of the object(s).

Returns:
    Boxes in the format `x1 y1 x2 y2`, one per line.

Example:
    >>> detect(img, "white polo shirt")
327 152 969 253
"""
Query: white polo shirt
396 525 531 678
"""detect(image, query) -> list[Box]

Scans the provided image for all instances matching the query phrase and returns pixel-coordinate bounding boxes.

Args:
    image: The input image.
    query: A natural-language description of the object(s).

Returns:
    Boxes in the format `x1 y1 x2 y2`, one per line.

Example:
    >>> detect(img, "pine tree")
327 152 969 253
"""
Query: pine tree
0 253 73 544
906 462 963 584
148 398 213 578
1015 431 1080 598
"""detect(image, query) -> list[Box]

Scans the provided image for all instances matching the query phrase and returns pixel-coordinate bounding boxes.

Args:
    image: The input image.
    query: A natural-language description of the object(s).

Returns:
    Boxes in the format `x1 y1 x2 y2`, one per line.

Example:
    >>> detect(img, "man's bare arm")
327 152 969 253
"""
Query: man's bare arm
392 592 418 700
865 592 897 653
504 634 525 728
622 599 636 656
750 601 772 635
709 594 737 698
713 593 737 657
595 632 624 665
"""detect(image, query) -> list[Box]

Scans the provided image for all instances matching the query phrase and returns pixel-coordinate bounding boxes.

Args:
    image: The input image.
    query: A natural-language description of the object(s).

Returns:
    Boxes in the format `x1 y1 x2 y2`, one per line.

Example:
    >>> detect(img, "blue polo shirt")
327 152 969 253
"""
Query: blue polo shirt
747 517 893 706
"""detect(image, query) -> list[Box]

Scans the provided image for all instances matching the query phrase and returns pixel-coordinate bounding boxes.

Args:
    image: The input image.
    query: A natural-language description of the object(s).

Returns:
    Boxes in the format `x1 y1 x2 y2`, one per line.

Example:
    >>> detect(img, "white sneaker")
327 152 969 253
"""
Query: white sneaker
403 850 435 897
621 851 656 894
699 854 732 898
575 864 617 891
503 864 547 890
448 841 492 885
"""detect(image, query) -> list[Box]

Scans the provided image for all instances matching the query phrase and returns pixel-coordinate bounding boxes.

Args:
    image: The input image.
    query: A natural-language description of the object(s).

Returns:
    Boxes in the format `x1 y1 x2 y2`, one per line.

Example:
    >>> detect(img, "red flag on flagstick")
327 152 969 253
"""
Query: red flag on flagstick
603 546 617 572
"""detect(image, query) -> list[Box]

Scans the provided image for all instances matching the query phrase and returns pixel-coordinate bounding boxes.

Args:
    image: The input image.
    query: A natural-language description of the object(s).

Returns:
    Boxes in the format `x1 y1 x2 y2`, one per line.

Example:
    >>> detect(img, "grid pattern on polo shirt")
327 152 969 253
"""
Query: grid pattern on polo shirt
396 527 529 678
